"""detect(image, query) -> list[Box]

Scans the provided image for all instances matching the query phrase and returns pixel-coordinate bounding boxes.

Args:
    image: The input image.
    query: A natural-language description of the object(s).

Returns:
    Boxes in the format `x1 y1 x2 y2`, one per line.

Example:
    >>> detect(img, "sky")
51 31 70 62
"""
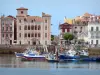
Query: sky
0 0 100 35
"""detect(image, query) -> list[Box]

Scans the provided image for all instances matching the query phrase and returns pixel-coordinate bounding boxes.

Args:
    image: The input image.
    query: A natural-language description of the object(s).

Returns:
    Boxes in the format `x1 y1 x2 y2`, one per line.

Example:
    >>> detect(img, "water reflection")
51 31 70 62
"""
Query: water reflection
0 55 100 70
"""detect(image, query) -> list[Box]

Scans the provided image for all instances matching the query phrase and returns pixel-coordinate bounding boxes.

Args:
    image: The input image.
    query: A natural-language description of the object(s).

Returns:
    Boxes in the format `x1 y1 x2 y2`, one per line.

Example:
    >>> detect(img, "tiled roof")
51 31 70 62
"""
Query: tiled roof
27 16 43 22
16 7 28 10
75 16 81 21
83 13 92 17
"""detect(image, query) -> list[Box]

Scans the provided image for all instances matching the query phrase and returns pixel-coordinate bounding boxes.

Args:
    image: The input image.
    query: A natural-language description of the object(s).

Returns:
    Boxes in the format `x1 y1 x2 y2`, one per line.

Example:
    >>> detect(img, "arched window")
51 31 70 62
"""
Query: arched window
38 25 41 30
28 26 30 30
31 26 34 30
24 26 27 30
35 25 37 30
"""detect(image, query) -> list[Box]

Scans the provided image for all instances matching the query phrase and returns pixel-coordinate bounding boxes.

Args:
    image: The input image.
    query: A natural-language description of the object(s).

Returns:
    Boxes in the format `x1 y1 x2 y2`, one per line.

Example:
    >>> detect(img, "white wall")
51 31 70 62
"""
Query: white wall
88 22 100 44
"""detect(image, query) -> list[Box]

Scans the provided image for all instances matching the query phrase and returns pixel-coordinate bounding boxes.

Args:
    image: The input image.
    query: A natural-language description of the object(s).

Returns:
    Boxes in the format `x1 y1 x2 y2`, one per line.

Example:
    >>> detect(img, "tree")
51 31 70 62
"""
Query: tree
51 35 54 41
63 33 74 40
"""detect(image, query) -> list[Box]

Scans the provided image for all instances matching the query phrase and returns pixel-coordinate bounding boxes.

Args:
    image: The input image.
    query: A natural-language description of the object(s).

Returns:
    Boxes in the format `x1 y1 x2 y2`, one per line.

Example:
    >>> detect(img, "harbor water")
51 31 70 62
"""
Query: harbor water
0 54 100 75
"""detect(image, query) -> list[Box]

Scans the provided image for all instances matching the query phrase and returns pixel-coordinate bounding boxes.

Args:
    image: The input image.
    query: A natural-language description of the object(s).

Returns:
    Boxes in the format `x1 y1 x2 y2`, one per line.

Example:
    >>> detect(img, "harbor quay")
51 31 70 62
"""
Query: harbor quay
0 44 57 54
0 44 100 57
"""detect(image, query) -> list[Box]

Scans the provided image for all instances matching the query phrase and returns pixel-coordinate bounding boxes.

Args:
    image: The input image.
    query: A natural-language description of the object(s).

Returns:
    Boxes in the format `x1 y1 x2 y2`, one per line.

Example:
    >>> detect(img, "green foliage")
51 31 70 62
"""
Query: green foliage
63 33 74 40
51 35 54 41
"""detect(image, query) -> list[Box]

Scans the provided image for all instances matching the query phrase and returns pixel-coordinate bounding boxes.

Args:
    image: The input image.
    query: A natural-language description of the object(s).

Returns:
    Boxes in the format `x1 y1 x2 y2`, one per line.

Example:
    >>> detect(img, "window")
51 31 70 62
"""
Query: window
91 40 93 44
91 27 93 31
35 25 37 30
2 27 4 31
2 34 4 37
45 41 47 45
31 33 34 37
31 26 34 30
24 26 27 30
19 26 21 30
10 34 12 38
19 41 21 45
45 33 47 38
28 41 30 45
6 34 8 37
80 27 82 29
28 33 30 37
45 26 47 30
2 22 4 25
19 20 21 23
96 27 99 31
28 26 30 30
10 27 12 31
45 20 47 23
96 40 98 45
75 27 77 29
21 11 23 14
19 33 21 37
31 20 33 23
35 33 37 37
6 27 8 31
62 29 65 32
38 25 41 30
38 33 41 37
24 18 27 22
24 33 27 37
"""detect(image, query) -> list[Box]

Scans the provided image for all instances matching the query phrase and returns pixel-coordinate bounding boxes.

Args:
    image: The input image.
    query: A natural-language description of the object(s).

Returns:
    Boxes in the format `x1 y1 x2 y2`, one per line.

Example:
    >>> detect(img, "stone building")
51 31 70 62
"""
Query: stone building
0 15 15 45
0 7 51 46
16 7 51 46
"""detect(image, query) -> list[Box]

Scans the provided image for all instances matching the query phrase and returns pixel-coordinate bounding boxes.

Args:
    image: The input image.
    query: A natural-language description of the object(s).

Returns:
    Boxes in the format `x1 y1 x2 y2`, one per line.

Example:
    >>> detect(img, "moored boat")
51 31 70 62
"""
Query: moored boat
21 50 46 61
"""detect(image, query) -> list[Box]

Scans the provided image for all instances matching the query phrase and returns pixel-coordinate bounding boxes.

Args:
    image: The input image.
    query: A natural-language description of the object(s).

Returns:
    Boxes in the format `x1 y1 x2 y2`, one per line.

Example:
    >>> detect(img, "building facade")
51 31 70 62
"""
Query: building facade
59 22 73 46
16 7 51 46
0 16 15 45
88 15 100 45
0 7 51 46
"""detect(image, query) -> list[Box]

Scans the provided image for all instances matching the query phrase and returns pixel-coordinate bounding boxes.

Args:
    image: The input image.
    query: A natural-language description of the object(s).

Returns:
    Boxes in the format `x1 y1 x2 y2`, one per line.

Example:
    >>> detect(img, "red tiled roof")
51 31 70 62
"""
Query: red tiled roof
16 7 28 10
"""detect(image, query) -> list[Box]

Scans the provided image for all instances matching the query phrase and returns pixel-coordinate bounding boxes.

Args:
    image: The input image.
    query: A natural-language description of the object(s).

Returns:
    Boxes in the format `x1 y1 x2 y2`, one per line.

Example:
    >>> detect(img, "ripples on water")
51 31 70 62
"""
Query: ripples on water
0 55 100 75
0 54 100 70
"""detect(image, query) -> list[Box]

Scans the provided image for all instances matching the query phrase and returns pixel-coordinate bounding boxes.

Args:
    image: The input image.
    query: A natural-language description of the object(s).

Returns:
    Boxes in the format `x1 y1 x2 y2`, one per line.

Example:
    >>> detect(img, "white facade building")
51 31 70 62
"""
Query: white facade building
88 15 100 45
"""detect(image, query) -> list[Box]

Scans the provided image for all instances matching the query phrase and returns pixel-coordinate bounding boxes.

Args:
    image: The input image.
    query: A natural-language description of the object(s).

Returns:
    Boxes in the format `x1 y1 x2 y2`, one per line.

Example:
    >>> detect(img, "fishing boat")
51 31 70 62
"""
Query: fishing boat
21 50 46 61
15 52 24 57
15 48 35 57
58 46 90 61
59 49 80 61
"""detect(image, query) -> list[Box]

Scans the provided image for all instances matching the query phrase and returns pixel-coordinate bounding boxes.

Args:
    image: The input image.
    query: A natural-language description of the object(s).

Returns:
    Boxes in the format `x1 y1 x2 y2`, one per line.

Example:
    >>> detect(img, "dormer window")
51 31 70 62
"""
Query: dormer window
21 11 23 14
